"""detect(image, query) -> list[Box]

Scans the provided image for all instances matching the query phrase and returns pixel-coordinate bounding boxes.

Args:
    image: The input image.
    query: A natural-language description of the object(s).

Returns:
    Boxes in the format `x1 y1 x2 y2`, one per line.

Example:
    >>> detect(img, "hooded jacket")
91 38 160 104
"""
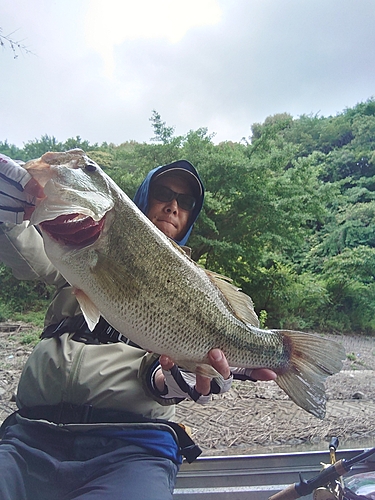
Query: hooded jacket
0 160 204 421
133 160 204 247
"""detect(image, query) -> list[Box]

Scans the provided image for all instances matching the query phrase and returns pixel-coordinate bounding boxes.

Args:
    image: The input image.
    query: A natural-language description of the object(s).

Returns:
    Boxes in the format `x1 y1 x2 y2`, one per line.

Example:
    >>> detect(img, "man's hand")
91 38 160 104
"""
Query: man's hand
154 349 277 405
158 351 277 390
23 178 44 219
231 367 277 382
154 349 232 404
159 349 231 395
0 154 44 224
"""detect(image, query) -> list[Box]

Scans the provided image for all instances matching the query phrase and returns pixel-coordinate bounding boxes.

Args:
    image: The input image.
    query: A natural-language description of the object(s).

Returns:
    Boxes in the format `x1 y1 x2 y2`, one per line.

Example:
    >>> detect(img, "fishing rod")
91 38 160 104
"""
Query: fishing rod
269 440 375 500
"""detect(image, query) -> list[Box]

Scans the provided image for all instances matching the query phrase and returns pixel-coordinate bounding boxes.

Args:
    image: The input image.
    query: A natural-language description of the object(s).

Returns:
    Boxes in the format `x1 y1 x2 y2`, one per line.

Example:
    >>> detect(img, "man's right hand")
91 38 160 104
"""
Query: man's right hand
0 154 44 223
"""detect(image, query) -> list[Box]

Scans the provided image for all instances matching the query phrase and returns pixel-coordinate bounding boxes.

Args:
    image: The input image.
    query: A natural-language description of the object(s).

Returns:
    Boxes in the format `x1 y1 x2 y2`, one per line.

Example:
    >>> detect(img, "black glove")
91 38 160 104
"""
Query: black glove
230 366 258 382
0 154 35 224
158 363 233 404
140 354 233 406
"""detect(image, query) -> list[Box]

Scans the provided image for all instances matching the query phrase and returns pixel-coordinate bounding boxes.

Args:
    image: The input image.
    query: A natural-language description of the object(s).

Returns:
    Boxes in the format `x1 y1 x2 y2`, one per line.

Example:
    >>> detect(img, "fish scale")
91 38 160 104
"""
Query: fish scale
25 149 346 419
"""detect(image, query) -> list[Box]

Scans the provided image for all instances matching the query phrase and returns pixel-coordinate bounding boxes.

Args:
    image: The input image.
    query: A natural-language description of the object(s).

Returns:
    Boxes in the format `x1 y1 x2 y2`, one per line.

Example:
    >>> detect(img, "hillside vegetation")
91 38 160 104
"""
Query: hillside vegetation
1 101 375 334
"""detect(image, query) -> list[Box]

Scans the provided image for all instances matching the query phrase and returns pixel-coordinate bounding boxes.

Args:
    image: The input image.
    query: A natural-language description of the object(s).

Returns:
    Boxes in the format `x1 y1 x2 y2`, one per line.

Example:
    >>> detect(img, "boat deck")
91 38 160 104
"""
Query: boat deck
174 448 375 499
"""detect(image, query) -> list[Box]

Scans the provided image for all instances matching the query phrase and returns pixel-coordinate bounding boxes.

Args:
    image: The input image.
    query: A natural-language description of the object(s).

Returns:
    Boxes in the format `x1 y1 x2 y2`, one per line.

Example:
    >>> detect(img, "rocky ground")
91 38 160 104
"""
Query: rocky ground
0 322 374 456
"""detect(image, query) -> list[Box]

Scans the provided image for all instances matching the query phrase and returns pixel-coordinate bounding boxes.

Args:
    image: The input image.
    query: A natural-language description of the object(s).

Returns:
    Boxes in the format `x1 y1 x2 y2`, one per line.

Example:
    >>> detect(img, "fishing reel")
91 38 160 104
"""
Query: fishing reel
313 488 342 500
269 437 375 500
313 438 344 500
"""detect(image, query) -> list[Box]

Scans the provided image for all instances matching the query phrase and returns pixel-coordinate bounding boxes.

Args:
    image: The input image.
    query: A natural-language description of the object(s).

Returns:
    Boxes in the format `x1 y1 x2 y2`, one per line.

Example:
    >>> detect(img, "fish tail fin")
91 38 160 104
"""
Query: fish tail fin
275 331 345 419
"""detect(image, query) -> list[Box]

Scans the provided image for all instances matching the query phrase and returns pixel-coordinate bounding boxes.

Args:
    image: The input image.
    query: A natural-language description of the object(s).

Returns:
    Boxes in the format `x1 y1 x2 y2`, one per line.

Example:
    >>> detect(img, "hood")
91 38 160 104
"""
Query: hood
133 160 204 246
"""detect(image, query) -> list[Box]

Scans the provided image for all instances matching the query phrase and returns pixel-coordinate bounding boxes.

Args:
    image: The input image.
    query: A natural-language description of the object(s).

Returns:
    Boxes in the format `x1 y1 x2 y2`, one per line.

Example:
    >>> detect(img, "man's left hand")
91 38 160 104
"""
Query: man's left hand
155 349 232 404
155 349 277 405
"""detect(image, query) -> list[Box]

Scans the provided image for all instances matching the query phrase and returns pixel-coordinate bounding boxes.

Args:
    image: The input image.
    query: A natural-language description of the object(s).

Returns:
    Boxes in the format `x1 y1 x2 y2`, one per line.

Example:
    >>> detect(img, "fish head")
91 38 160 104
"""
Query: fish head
25 149 114 247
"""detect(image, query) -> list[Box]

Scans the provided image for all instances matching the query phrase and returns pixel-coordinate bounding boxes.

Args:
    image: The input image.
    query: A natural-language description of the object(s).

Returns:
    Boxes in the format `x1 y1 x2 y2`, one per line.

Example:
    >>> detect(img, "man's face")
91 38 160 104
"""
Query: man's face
147 176 195 241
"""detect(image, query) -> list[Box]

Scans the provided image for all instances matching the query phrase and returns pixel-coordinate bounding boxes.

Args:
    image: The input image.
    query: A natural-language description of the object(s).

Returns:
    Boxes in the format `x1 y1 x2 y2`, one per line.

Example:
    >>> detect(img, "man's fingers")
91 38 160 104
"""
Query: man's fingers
195 349 231 396
195 373 211 396
208 349 231 379
22 178 45 220
251 368 277 381
23 206 35 221
159 355 174 371
24 178 44 198
154 355 175 392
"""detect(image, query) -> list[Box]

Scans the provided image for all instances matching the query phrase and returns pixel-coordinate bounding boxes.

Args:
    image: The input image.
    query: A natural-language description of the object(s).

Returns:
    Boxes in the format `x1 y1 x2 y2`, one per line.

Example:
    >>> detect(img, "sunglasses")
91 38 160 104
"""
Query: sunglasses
150 185 196 211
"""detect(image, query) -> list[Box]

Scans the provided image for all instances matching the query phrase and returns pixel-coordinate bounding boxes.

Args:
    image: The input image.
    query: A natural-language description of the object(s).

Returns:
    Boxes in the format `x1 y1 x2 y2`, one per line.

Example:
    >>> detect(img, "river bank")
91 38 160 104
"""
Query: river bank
0 324 374 455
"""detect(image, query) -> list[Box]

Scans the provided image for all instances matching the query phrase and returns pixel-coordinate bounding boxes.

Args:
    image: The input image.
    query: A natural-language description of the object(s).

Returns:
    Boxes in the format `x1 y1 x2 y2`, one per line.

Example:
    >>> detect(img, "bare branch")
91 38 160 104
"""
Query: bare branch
0 28 34 59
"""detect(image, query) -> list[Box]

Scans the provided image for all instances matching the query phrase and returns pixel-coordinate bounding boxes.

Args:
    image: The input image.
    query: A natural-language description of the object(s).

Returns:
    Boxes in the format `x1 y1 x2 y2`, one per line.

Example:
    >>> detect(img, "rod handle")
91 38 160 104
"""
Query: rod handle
268 484 301 500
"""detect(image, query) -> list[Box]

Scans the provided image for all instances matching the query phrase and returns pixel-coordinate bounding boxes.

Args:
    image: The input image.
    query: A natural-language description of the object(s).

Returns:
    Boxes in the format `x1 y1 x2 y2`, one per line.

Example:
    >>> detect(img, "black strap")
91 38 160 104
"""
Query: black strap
232 372 257 382
170 365 202 402
19 403 141 425
42 315 87 338
17 404 201 463
41 315 141 348
169 365 223 399
166 421 202 463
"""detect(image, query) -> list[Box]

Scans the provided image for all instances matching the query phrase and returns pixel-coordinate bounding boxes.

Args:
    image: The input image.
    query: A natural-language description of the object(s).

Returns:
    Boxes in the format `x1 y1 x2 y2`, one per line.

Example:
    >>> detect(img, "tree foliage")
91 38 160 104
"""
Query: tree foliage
2 99 375 334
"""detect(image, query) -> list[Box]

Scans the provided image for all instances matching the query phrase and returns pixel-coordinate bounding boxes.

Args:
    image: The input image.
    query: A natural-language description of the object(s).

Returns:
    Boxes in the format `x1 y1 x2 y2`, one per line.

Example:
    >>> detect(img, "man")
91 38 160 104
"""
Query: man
0 153 275 499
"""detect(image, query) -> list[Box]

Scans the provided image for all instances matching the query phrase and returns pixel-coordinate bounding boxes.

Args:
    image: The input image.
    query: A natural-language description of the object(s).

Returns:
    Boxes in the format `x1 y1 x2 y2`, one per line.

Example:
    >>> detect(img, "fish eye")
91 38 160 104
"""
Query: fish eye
85 161 97 172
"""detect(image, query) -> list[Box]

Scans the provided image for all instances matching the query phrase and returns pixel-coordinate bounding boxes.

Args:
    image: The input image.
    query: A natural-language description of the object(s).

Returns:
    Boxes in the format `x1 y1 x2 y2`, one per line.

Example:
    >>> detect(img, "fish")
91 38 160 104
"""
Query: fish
25 149 346 419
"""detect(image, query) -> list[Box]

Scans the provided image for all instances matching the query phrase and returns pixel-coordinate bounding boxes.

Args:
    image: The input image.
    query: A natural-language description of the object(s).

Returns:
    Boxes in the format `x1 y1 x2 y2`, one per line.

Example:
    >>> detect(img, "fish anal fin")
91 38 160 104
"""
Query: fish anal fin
195 363 221 379
179 360 223 382
204 269 260 327
274 331 346 419
72 287 100 331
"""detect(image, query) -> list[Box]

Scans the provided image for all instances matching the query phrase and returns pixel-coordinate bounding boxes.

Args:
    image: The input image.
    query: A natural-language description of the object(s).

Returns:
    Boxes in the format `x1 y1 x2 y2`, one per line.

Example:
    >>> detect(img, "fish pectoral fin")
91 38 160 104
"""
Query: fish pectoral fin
90 252 137 299
274 331 346 419
72 287 100 331
195 363 222 380
204 269 260 327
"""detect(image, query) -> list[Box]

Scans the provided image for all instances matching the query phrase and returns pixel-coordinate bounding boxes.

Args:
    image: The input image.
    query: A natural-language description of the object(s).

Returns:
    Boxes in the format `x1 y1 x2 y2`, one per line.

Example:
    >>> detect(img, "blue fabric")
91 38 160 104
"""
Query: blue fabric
133 160 204 246
88 427 182 465
0 421 179 500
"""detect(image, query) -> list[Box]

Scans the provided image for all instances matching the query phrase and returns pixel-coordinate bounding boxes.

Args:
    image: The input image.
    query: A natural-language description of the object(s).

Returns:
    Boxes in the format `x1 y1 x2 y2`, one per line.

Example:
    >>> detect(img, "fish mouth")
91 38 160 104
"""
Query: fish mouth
40 213 106 246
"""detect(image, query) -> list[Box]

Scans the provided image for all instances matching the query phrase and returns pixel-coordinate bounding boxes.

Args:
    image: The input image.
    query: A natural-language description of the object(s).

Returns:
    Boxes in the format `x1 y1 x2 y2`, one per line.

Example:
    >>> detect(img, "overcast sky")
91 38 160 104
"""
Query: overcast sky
2 0 375 148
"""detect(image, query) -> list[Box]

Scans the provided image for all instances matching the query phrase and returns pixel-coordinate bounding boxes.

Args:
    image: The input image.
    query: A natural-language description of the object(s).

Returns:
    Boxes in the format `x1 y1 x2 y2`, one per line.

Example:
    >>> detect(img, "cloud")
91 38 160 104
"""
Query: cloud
84 0 222 76
2 0 375 147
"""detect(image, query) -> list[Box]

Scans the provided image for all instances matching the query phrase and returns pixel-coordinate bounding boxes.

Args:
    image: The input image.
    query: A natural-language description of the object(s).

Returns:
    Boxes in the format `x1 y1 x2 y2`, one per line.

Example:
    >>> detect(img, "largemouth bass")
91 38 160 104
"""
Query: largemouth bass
25 149 345 419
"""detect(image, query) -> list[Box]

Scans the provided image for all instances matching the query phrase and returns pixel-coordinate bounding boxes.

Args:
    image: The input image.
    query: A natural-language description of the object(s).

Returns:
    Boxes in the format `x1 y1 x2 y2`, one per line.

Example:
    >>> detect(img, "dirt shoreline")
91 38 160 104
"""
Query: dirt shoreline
1 324 374 455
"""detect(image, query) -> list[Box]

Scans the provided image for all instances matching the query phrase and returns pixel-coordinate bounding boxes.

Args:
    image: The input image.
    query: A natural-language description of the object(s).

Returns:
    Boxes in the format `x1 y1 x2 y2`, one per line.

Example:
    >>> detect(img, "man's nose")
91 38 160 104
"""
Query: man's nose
165 199 179 213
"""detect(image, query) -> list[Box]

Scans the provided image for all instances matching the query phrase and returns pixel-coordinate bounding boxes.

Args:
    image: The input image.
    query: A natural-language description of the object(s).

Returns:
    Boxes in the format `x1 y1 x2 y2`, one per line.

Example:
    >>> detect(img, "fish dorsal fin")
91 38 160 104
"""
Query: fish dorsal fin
72 287 101 331
168 238 259 327
168 238 193 258
204 270 260 327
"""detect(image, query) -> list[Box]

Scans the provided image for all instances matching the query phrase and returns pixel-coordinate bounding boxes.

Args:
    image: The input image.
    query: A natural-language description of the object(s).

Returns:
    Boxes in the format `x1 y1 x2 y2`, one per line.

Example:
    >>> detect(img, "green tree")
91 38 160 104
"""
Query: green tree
320 246 375 332
2 101 375 333
0 141 24 160
149 110 175 144
23 135 64 160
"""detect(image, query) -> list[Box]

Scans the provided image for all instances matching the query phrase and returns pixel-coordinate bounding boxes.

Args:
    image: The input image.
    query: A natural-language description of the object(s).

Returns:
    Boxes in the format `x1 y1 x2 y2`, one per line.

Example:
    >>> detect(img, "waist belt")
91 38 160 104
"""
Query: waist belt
17 403 201 463
41 315 141 348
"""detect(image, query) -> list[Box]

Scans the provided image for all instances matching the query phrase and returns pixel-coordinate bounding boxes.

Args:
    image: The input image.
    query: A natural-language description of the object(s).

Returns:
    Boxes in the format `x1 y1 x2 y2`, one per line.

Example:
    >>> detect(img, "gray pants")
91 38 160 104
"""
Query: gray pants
0 421 179 500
